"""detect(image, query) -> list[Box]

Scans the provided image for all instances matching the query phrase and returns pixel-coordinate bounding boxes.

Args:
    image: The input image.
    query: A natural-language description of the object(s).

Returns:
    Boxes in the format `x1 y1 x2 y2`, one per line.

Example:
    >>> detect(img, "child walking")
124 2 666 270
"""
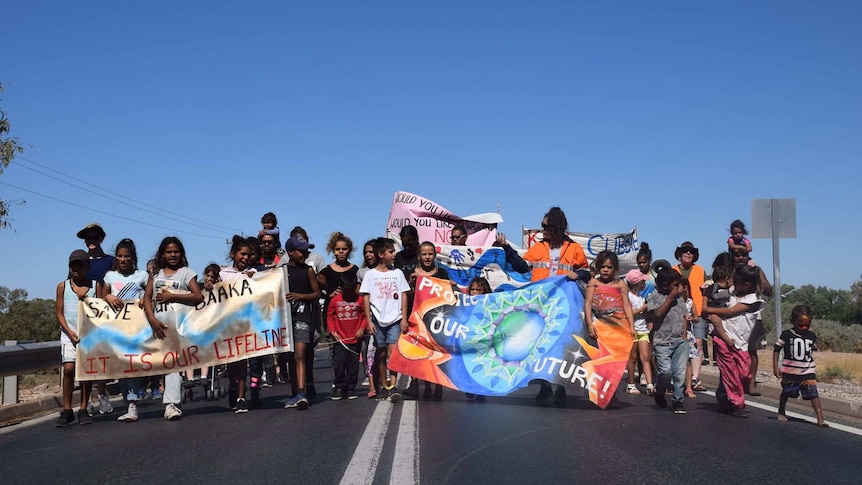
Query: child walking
624 269 654 395
773 305 828 427
358 239 378 399
327 272 366 400
55 250 96 427
359 237 411 402
647 268 690 414
220 236 257 413
584 251 636 396
97 239 149 422
404 241 451 400
282 236 321 410
705 264 764 416
143 237 204 421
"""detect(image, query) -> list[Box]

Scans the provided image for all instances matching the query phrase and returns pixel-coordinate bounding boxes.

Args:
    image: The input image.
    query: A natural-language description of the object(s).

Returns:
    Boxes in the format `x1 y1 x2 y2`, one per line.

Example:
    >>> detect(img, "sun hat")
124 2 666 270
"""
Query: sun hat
674 241 699 263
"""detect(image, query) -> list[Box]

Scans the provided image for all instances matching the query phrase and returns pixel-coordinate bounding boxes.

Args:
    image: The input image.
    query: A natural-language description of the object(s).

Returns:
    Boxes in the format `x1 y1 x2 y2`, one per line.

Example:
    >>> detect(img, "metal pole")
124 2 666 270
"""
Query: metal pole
771 200 782 343
2 340 18 405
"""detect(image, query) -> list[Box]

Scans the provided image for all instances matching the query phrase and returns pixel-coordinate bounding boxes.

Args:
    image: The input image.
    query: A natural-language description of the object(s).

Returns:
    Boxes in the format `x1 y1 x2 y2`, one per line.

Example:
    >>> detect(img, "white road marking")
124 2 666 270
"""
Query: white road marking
339 400 394 485
390 399 419 485
701 390 862 437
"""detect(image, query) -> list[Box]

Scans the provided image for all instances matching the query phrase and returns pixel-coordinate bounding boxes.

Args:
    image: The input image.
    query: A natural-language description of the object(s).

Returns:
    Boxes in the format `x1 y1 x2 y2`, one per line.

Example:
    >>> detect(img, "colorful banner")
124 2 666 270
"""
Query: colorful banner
435 244 531 292
75 270 292 381
386 191 501 247
389 276 633 409
522 227 640 274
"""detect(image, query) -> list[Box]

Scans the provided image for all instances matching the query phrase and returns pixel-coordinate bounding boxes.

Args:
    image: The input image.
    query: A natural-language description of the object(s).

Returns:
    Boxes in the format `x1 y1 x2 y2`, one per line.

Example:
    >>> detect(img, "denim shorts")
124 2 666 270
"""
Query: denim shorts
692 320 709 339
372 321 402 348
782 379 819 400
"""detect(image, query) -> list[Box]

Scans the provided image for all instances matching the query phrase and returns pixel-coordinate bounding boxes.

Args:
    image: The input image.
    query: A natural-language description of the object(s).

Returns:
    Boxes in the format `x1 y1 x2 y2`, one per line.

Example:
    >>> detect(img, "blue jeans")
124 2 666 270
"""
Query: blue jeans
653 340 690 404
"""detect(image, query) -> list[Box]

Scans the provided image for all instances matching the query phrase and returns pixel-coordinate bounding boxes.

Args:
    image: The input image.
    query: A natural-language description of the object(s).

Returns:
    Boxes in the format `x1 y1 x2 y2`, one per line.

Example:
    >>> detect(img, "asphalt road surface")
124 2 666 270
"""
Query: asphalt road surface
2 347 860 485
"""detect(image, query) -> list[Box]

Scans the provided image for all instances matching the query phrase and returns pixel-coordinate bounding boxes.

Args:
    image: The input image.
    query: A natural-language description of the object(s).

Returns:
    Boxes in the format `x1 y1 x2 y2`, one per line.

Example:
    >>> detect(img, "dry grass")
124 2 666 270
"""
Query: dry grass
759 349 862 384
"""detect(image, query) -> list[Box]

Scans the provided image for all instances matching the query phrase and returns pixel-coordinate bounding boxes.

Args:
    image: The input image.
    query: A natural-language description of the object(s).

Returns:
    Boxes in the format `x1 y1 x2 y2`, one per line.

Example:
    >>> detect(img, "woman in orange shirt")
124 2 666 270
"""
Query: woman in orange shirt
496 206 589 405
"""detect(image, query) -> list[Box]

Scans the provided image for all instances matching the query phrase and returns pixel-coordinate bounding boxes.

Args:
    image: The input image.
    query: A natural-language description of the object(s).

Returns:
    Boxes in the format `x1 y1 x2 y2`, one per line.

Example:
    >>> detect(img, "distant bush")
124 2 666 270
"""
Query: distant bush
821 364 853 381
774 319 862 353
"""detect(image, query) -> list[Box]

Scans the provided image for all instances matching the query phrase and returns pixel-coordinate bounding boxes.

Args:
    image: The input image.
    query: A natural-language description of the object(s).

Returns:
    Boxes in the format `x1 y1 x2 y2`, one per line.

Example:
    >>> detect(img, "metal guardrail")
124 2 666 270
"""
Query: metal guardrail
1 340 61 405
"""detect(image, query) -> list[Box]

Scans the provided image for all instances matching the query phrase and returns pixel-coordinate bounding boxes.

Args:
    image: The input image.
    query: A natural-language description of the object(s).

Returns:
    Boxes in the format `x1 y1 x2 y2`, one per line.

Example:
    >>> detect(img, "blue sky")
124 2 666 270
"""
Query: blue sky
2 1 860 300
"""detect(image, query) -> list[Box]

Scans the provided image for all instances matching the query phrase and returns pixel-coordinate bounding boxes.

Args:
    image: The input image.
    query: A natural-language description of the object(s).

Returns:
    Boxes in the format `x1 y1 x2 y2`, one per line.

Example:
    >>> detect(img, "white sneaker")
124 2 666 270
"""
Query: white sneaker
117 402 138 422
98 394 114 415
86 401 97 417
164 403 182 421
639 374 647 386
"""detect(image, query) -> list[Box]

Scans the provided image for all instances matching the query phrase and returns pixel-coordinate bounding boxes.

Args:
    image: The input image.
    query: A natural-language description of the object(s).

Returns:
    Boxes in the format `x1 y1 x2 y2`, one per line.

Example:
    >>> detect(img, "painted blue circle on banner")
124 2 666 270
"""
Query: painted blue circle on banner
492 310 545 362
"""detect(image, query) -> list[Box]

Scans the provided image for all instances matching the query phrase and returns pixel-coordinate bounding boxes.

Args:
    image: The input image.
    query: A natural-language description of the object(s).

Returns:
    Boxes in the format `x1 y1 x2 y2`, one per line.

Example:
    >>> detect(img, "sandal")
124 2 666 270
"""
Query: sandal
692 380 707 392
626 384 641 395
645 385 655 396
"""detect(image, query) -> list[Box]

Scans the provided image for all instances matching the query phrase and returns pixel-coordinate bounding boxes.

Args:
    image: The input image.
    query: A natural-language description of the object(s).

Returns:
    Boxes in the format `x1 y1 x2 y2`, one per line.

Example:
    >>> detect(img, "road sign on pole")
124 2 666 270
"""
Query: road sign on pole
751 198 797 344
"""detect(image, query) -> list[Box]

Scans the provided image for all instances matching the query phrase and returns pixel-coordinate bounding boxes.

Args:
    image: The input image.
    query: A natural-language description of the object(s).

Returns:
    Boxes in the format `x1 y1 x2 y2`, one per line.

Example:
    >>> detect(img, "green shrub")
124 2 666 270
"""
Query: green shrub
821 364 853 381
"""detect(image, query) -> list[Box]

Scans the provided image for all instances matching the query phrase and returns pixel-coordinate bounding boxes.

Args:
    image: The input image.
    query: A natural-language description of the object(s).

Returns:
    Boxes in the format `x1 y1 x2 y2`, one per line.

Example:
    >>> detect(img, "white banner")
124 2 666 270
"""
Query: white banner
76 270 292 380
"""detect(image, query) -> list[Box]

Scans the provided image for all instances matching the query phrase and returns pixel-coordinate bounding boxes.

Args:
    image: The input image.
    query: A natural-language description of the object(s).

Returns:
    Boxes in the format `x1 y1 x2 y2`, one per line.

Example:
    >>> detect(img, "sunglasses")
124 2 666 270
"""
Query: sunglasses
680 248 695 254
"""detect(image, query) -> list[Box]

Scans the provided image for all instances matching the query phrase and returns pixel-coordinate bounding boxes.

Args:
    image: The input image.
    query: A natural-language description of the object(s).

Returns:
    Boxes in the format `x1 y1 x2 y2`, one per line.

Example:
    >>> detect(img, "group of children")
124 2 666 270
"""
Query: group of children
55 217 828 428
613 220 827 424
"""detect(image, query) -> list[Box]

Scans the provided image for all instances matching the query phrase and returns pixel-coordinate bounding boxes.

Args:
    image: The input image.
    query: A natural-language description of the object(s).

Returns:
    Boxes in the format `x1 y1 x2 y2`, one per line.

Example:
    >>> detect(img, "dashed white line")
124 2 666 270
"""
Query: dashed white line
390 399 420 485
339 400 394 485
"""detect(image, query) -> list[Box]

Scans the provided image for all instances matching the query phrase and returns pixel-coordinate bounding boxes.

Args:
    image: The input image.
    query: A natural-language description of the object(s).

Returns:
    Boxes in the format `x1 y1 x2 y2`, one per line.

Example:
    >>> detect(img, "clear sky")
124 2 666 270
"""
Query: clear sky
2 1 860 300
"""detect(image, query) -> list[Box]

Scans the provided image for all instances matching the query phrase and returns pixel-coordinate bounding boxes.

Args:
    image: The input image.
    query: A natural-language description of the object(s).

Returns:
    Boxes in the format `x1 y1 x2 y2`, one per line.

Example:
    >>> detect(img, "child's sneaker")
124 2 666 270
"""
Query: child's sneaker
55 409 75 428
376 387 391 401
389 387 403 403
152 389 163 400
626 384 641 395
77 410 93 425
235 398 249 414
673 402 687 414
284 393 308 409
86 401 97 417
98 394 113 414
164 403 182 421
117 402 139 422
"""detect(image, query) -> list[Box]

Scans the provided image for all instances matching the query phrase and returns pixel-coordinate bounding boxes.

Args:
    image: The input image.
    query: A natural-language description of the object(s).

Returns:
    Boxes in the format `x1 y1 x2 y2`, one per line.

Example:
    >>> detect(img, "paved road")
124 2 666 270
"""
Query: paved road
2 347 860 484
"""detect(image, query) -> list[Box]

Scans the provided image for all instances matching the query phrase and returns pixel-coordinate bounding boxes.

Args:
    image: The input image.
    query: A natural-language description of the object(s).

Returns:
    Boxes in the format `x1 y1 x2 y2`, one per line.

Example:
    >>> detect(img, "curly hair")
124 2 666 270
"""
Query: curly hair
326 231 354 258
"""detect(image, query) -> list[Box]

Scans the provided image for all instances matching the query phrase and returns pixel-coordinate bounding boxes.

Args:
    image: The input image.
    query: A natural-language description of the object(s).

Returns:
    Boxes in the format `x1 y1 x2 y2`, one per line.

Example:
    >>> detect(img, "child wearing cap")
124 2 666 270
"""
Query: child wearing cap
55 250 96 427
624 269 654 395
282 236 322 410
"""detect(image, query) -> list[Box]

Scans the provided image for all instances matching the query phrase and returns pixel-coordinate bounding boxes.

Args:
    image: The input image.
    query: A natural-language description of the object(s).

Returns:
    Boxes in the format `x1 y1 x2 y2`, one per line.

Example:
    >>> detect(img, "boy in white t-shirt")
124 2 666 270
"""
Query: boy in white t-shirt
359 238 410 402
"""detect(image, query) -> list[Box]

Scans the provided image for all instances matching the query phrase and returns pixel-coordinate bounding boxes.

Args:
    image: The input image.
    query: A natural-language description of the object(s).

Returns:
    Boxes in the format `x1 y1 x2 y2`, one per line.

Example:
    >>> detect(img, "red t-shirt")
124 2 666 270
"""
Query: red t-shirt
326 293 366 344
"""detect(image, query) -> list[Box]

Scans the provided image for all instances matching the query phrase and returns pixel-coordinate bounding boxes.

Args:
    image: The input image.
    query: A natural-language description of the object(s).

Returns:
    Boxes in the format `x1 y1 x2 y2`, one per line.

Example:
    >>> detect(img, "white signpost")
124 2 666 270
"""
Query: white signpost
751 198 797 342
